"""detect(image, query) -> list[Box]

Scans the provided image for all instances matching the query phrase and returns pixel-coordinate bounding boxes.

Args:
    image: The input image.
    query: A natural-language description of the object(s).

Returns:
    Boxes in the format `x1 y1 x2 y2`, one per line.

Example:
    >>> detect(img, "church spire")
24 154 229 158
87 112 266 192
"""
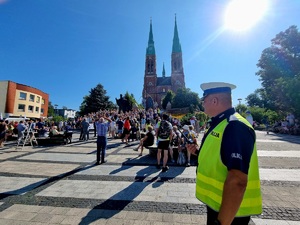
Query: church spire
146 18 156 55
162 63 166 77
172 14 182 53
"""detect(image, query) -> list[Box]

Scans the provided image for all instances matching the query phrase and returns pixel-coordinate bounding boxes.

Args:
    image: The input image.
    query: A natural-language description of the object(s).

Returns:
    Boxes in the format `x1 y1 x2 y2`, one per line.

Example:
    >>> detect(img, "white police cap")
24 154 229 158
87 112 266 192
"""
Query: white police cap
200 82 236 100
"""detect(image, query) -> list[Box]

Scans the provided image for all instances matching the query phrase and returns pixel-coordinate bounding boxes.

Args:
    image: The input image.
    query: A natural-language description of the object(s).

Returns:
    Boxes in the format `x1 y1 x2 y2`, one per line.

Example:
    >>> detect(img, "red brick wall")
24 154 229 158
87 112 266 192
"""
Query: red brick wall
6 81 17 113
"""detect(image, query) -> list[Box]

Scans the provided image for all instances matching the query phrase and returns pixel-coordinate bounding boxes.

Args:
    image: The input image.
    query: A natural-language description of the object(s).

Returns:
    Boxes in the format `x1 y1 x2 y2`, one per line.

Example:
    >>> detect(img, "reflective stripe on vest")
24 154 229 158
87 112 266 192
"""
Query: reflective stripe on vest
196 112 262 216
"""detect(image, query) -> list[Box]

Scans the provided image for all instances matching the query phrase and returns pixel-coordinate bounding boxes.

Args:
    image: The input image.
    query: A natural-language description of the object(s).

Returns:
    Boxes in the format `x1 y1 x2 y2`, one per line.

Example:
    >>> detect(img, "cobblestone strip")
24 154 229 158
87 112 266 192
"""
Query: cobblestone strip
1 195 299 221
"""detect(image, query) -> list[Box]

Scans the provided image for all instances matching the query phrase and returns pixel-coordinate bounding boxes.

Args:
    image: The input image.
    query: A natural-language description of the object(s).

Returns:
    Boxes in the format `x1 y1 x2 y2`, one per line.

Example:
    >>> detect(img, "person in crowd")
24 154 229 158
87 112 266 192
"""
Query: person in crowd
141 116 146 132
95 115 111 165
16 120 27 143
286 113 295 127
109 118 116 138
179 125 195 167
50 126 62 136
262 116 270 134
4 121 14 141
81 118 90 141
92 118 97 137
116 117 124 138
39 125 49 137
122 116 131 145
156 114 172 172
0 120 7 147
58 120 63 132
133 125 155 157
169 125 181 163
187 82 262 225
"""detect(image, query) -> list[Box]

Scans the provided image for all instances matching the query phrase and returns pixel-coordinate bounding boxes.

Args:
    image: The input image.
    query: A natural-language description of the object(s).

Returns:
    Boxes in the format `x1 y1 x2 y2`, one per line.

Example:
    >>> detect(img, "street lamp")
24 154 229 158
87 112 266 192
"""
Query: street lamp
54 104 58 115
237 98 242 105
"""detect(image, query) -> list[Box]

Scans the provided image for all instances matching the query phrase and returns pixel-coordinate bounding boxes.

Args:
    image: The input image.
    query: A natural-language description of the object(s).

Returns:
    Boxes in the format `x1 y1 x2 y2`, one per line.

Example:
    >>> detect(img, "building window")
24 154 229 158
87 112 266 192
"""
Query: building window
29 94 35 102
18 104 25 112
35 107 39 113
28 105 34 113
42 99 45 105
36 96 40 103
19 92 27 100
41 108 44 114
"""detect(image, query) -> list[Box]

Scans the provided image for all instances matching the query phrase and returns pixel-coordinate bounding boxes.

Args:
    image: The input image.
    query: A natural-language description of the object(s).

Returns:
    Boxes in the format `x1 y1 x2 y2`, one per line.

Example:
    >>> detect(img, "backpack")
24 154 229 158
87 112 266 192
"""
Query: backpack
158 120 171 139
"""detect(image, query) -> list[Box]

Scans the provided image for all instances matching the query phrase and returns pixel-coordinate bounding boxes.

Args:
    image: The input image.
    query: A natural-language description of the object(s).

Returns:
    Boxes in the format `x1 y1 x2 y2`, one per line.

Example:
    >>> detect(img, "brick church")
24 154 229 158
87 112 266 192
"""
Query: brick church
142 17 186 110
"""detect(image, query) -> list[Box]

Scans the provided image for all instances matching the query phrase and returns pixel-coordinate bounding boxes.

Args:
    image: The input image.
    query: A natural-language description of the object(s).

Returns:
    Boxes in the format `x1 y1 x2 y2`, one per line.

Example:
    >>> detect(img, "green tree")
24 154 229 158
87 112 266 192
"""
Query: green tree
172 88 201 112
235 103 248 114
124 91 135 109
162 90 175 109
47 101 55 117
256 25 300 117
79 84 114 115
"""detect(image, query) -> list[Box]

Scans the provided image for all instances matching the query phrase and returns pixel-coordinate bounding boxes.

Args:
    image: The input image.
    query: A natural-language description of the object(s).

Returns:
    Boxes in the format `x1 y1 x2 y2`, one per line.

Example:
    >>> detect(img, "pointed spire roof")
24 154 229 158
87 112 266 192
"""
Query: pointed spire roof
172 14 182 53
162 63 166 77
146 19 156 55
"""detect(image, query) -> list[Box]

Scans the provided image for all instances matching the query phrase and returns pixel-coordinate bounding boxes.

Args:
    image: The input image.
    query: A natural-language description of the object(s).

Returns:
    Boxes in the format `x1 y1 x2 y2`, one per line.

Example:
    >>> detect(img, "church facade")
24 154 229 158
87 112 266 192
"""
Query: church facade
142 18 186 110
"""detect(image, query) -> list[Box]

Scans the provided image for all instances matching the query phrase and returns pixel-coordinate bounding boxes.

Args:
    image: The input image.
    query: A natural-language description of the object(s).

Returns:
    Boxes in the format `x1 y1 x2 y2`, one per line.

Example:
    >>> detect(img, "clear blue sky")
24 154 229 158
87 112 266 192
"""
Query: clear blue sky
1 0 299 111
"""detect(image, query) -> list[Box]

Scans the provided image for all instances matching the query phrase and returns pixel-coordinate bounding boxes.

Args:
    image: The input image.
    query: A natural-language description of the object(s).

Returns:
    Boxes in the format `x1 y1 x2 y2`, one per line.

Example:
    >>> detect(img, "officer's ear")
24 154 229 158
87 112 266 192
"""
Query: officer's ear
212 97 218 104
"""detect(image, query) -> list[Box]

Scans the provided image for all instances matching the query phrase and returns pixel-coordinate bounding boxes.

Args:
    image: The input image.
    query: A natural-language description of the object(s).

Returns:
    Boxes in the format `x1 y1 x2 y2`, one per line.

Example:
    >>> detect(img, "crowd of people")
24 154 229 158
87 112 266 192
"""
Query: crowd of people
1 82 299 224
0 118 74 147
74 108 201 169
270 113 300 135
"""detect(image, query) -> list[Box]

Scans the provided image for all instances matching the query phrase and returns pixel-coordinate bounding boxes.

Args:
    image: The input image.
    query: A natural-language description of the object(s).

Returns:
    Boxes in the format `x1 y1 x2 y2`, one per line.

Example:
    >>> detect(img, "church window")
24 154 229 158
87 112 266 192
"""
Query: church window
148 59 154 73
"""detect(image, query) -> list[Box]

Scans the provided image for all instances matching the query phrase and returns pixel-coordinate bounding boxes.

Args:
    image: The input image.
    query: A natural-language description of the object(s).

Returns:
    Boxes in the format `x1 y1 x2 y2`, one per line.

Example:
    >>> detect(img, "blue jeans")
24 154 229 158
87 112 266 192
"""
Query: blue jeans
97 136 107 163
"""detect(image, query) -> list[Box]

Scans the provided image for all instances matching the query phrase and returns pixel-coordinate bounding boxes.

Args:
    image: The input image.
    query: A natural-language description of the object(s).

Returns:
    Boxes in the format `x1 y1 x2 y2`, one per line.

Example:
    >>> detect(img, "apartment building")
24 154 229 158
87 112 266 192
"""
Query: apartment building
0 80 49 119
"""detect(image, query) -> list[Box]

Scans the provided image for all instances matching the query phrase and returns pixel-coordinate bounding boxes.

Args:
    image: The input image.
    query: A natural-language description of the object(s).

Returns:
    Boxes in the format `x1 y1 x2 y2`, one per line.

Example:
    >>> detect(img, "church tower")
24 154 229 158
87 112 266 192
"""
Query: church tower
142 17 186 110
143 19 157 109
171 16 185 92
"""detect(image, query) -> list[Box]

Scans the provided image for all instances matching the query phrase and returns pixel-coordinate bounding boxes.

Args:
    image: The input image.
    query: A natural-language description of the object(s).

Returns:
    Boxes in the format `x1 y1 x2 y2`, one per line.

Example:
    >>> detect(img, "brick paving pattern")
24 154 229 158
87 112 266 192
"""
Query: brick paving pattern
0 130 299 224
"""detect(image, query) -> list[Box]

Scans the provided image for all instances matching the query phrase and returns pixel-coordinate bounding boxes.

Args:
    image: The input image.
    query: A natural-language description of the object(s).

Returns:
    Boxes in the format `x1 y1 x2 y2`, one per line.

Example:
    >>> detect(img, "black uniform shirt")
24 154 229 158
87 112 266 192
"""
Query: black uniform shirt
200 108 255 174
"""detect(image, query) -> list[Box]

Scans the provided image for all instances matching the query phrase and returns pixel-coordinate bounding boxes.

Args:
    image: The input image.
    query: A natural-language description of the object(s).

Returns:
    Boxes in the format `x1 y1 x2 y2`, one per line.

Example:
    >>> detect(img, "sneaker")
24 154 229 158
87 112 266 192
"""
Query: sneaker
156 165 161 169
138 153 142 157
186 162 190 167
162 166 169 172
133 148 138 151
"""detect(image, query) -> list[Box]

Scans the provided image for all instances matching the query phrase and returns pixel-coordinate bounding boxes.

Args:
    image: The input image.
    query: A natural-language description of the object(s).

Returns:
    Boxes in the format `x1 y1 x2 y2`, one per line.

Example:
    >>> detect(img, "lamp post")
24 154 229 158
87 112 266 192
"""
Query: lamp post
238 98 242 105
54 104 58 116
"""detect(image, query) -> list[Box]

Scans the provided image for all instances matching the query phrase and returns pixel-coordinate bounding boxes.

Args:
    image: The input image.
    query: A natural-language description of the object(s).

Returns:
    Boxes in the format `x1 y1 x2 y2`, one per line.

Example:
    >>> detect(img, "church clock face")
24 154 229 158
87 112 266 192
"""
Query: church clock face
148 82 153 86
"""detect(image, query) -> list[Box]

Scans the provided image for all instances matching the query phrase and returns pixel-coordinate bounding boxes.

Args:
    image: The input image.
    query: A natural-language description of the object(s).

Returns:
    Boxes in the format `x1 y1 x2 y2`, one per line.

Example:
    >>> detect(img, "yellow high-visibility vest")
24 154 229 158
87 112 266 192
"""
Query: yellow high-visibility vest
196 113 262 217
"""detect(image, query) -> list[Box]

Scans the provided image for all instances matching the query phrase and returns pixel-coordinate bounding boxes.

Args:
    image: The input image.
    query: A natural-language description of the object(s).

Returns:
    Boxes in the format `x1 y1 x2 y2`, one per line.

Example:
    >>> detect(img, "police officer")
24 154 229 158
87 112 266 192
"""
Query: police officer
187 82 262 225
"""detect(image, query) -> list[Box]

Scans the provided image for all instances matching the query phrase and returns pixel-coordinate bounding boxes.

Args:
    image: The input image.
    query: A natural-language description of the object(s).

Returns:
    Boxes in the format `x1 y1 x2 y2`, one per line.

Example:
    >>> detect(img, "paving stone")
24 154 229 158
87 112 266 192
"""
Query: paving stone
0 131 299 224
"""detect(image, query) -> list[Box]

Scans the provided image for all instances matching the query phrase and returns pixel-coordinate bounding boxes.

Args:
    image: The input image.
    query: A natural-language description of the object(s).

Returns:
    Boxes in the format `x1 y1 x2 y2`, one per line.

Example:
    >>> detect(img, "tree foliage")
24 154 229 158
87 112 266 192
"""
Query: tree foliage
180 111 209 125
256 25 300 117
79 84 114 115
124 92 135 108
162 90 175 109
47 101 55 117
171 88 201 111
235 104 248 114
